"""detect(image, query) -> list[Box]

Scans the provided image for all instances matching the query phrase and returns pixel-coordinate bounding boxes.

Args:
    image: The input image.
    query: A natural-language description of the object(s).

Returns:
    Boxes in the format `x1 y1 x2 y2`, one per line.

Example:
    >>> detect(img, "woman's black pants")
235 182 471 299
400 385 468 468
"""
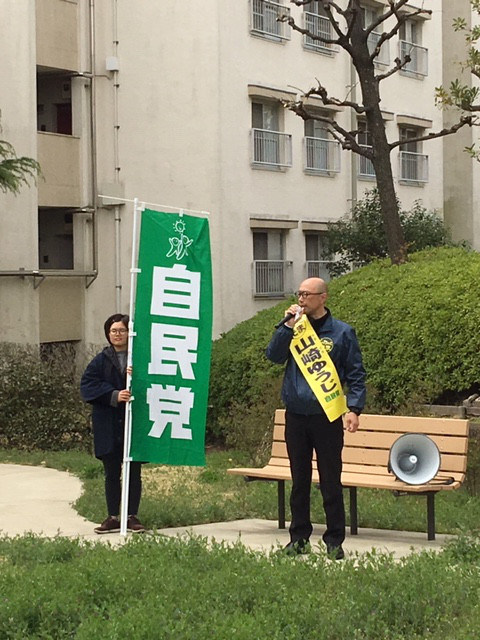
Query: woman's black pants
285 411 345 547
101 448 142 517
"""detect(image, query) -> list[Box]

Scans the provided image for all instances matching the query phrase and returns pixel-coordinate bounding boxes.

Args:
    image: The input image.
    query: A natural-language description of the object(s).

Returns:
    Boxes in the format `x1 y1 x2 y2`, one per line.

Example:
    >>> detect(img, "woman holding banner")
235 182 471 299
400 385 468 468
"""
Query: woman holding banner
81 313 145 534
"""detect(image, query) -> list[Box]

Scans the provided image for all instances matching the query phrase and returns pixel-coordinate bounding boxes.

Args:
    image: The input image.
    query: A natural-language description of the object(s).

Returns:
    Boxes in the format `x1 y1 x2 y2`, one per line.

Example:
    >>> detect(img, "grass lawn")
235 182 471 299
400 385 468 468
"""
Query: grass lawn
1 447 480 536
1 448 480 639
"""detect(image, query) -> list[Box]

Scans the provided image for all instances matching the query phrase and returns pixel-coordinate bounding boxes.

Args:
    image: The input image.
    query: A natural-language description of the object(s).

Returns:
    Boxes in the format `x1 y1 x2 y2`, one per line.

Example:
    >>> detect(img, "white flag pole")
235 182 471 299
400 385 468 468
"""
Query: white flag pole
120 197 143 536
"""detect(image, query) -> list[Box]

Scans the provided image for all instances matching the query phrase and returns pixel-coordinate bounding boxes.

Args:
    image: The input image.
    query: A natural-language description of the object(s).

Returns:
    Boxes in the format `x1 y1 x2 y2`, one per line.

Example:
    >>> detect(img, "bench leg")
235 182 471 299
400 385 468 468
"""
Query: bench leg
427 493 435 541
349 487 358 535
278 480 286 529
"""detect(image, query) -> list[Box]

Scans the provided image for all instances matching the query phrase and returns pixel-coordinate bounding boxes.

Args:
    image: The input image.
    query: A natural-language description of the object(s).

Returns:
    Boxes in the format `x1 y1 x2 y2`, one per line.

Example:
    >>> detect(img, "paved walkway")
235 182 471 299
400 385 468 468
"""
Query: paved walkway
0 463 453 558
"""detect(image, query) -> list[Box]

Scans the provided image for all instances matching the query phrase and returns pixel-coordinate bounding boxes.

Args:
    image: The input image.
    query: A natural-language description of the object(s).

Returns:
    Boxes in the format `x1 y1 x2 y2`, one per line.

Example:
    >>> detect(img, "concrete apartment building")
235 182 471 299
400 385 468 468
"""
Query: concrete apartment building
0 0 476 348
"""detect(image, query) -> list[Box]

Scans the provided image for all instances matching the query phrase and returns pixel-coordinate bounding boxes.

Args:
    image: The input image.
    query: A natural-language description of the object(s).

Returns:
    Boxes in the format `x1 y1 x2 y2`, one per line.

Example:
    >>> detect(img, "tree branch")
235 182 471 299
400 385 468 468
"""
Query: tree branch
388 116 474 151
375 55 411 82
283 99 371 157
301 81 365 113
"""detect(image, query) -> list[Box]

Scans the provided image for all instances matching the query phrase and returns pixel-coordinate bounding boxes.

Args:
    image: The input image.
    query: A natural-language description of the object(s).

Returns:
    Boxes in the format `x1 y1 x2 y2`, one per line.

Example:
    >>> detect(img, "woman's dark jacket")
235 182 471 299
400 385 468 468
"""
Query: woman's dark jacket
80 346 126 459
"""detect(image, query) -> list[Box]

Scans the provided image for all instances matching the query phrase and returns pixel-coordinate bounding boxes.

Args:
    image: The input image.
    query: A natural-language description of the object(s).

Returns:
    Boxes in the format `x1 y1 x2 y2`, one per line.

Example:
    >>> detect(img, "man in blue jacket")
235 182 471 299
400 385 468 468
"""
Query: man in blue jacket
266 277 366 559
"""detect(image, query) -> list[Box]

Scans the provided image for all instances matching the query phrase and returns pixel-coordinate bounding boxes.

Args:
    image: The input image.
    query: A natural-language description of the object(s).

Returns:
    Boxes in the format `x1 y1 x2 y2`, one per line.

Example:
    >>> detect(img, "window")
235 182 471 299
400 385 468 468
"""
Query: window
250 0 290 41
305 233 334 280
253 230 290 296
304 117 340 174
251 101 292 168
399 127 428 183
38 208 75 269
303 2 334 54
357 122 375 178
362 6 389 66
399 19 428 77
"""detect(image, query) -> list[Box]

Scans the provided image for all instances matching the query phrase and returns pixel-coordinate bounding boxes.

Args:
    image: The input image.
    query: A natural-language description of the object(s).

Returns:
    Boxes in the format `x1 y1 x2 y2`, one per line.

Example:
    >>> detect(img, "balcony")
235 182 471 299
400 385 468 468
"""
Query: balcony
304 137 340 174
36 0 79 71
306 260 333 281
253 260 292 296
303 12 334 54
399 151 428 183
368 31 389 66
251 129 292 168
37 132 82 207
358 145 375 178
250 0 290 41
399 41 428 77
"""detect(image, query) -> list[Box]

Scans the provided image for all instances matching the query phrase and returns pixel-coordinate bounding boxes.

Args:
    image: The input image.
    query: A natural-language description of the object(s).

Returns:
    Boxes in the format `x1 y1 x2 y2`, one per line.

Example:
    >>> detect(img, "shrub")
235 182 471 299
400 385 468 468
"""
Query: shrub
0 343 91 451
328 246 480 411
325 188 454 276
208 247 480 445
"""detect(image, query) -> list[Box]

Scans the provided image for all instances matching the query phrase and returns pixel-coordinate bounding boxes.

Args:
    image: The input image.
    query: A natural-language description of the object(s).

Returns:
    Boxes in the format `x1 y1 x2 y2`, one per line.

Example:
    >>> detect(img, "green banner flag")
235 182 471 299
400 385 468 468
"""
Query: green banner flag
129 209 212 465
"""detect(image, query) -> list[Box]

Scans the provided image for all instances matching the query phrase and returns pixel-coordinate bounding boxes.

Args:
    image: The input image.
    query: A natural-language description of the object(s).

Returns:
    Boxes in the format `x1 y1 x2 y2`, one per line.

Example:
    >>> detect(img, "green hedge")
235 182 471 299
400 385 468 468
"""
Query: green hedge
0 343 91 451
208 247 480 444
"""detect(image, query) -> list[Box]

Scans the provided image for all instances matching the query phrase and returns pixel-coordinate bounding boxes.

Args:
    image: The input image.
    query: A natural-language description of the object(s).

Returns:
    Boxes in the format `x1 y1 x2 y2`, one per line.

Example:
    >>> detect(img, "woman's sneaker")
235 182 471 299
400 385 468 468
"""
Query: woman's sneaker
94 516 121 534
127 515 146 533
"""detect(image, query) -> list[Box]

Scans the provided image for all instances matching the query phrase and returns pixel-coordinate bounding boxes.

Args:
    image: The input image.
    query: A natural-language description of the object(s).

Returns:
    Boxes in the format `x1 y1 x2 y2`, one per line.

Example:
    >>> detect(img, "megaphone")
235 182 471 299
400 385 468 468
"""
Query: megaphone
388 433 441 485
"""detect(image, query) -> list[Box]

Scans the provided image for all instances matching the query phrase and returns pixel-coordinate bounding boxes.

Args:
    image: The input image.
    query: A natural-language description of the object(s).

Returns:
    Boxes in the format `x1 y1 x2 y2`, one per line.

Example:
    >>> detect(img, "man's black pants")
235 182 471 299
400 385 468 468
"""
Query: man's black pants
101 448 142 517
285 411 345 547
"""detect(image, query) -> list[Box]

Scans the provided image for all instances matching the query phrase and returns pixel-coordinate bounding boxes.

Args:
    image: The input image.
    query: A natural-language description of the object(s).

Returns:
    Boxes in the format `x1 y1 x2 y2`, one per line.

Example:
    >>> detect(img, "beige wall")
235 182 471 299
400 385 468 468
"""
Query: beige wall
39 277 83 341
442 0 475 247
0 0 478 346
0 0 40 343
36 0 79 71
37 132 82 206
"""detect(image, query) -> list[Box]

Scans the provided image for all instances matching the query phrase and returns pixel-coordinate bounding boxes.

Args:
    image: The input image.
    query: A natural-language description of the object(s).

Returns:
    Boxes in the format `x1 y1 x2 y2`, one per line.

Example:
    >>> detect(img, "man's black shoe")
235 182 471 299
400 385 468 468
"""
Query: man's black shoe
326 543 345 560
284 540 309 556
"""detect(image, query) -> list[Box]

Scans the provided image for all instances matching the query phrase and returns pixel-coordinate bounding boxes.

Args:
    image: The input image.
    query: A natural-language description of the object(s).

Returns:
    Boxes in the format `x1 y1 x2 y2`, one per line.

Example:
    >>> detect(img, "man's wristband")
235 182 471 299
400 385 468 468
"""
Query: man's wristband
348 407 361 416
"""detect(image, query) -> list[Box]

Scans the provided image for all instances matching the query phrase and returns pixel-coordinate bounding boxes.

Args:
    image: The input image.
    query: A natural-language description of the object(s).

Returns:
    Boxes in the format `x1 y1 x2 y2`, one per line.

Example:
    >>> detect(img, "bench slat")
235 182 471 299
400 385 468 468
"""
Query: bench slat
228 465 463 492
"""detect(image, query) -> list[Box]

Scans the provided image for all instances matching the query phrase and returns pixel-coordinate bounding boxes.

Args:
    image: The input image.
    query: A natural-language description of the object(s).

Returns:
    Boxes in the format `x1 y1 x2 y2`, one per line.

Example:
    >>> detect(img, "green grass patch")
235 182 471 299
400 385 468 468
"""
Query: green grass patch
0 534 480 639
2 448 480 537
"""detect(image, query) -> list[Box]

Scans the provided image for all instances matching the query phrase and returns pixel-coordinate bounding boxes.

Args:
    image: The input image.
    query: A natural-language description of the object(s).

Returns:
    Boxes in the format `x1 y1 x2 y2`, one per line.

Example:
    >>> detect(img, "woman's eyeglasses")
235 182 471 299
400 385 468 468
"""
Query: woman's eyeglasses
110 329 128 335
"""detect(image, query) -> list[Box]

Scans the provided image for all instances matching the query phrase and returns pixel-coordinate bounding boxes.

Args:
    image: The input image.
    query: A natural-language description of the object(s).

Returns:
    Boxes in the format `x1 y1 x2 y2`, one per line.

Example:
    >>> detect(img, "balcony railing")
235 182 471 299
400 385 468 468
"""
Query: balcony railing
251 0 290 40
367 31 389 66
399 151 428 183
251 129 292 168
253 260 291 296
304 137 340 173
306 260 332 280
358 145 375 178
399 41 428 77
303 12 333 53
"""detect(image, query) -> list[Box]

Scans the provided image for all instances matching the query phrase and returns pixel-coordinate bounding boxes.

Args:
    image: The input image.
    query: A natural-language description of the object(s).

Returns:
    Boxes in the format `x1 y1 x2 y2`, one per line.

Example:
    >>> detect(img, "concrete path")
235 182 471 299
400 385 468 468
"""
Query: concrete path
0 463 453 558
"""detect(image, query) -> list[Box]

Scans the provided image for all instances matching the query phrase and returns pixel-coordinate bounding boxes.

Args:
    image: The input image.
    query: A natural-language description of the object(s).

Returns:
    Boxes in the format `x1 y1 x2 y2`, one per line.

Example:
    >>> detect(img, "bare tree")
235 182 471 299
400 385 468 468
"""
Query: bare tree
281 0 473 265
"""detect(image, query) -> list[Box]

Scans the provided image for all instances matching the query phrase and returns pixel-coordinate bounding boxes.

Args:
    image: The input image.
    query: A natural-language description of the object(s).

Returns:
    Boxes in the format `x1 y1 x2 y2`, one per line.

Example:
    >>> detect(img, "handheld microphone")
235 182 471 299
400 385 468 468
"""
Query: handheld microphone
274 312 295 329
274 307 302 329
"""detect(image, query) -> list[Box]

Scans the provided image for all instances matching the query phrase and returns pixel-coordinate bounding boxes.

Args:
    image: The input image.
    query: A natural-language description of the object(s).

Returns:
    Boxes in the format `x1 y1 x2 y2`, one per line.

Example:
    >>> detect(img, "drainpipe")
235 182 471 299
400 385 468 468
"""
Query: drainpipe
112 0 122 312
89 0 99 276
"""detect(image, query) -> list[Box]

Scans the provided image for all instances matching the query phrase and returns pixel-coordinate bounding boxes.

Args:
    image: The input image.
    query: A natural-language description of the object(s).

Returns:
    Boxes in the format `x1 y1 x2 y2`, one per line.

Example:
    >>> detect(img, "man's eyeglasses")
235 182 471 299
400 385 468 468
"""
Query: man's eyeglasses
110 328 128 335
295 291 325 299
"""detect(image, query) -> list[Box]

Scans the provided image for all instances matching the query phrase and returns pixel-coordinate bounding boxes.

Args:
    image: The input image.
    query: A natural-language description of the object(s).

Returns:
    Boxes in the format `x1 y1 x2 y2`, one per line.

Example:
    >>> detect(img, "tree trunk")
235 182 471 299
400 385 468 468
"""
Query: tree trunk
350 7 407 265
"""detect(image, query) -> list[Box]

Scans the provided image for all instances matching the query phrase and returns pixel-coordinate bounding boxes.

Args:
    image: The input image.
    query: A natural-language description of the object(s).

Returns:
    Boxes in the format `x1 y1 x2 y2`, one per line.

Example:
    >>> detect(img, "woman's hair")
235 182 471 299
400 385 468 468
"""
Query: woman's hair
104 313 129 344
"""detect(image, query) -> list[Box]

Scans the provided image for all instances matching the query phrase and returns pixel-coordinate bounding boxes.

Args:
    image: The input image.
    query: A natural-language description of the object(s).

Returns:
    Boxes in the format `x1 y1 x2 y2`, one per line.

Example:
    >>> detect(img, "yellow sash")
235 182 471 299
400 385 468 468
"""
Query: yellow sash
289 314 348 422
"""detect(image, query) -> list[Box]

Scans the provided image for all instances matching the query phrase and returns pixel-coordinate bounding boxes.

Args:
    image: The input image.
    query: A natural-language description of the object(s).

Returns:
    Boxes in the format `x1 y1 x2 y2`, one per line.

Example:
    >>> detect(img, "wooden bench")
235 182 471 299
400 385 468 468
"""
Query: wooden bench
227 409 470 540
